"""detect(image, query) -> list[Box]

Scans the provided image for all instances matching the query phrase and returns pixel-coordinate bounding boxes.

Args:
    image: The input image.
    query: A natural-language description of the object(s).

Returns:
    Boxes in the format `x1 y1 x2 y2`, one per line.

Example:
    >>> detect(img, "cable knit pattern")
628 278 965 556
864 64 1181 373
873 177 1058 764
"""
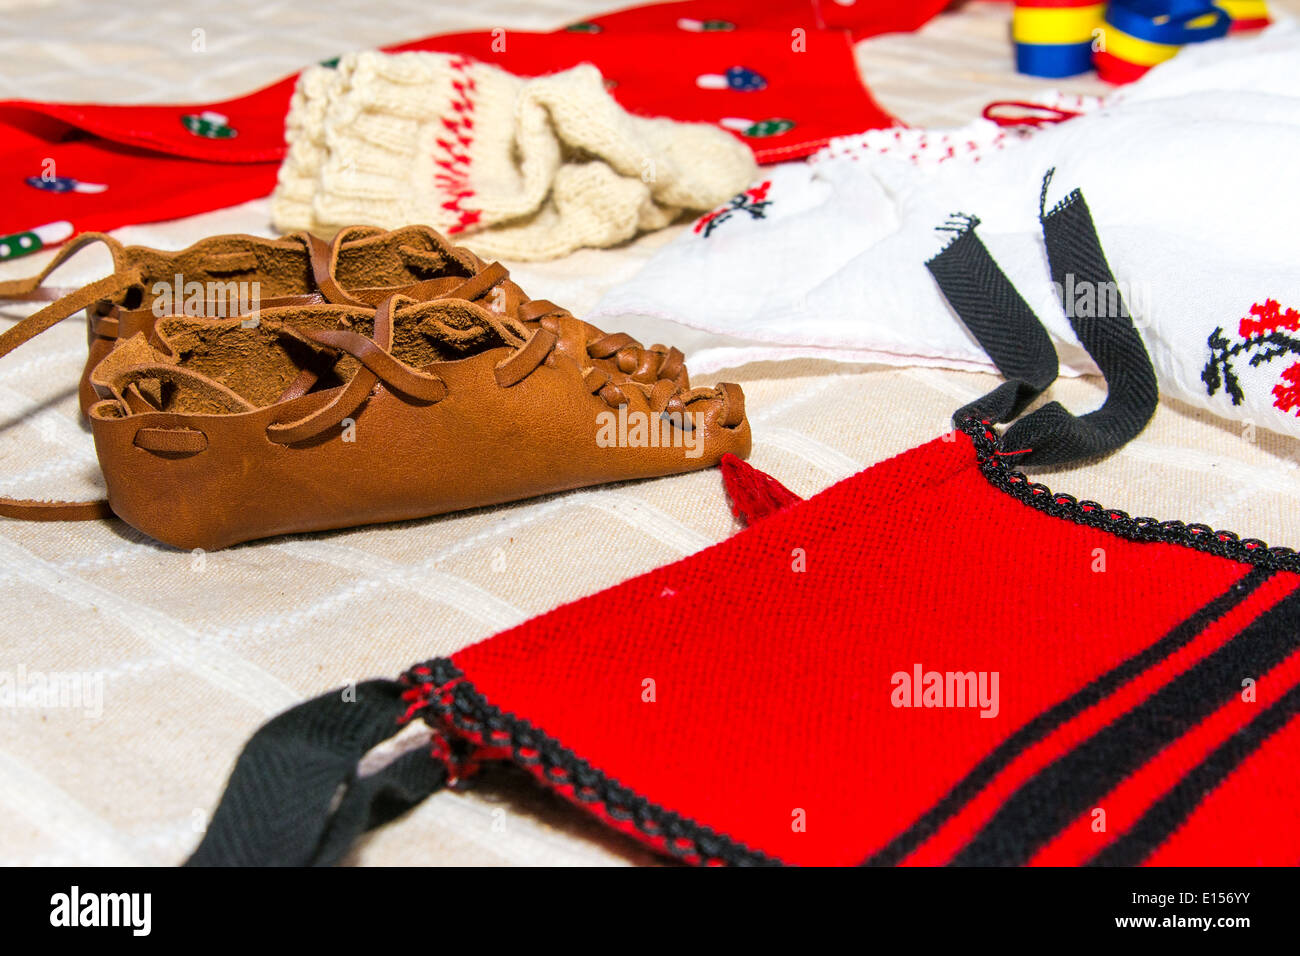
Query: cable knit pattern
271 51 758 261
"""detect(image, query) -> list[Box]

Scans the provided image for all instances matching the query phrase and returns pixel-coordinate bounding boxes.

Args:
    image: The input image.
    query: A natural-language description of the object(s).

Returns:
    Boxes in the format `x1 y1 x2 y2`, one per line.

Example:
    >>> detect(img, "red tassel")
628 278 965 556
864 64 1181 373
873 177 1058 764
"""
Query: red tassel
719 454 802 525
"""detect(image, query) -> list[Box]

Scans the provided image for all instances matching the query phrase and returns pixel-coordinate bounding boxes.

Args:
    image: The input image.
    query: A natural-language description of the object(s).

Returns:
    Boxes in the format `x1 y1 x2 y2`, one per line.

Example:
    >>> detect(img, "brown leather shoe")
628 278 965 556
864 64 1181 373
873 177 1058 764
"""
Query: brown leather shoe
0 225 689 415
81 296 748 550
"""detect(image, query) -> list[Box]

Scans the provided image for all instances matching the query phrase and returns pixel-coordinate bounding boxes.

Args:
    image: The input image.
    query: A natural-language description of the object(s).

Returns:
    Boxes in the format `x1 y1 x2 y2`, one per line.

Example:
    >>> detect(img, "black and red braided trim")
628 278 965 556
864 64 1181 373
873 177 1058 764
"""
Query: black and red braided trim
960 417 1300 573
399 658 782 867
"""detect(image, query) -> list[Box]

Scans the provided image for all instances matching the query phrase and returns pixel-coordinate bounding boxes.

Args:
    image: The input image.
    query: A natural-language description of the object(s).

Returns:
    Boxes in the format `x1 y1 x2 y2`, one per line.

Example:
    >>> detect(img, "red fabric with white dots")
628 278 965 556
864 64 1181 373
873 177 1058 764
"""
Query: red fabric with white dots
0 0 948 251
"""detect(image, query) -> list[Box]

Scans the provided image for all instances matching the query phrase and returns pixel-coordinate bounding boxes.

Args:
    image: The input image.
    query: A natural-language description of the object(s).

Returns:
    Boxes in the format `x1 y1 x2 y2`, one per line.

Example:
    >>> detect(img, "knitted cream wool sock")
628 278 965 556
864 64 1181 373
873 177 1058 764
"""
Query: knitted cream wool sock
271 51 758 261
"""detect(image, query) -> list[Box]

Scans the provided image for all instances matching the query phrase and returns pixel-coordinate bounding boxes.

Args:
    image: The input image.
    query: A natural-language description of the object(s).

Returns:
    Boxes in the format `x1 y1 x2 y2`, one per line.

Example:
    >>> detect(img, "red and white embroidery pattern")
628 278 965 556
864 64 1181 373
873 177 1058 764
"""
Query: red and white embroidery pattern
693 180 772 237
432 55 482 235
812 93 1102 169
1202 299 1300 416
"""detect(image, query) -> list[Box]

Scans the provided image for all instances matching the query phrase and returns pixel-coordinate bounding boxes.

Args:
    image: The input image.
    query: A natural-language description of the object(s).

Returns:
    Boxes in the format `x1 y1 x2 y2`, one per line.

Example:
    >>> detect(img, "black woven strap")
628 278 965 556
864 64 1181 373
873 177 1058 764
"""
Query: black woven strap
186 680 445 867
926 171 1158 465
926 216 1059 427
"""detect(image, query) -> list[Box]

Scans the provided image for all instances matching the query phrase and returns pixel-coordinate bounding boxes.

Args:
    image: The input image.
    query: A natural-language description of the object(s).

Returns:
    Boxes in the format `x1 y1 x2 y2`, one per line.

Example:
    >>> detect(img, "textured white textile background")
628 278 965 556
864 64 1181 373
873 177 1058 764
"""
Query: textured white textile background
1 0 1297 866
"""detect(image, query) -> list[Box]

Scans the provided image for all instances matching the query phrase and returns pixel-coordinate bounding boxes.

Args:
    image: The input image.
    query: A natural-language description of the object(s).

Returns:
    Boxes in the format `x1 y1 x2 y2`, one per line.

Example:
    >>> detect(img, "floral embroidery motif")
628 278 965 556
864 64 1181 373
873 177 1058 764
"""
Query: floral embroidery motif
25 175 107 194
1202 298 1300 415
678 18 736 32
693 181 772 238
181 111 238 139
696 66 767 91
0 221 73 262
721 116 796 138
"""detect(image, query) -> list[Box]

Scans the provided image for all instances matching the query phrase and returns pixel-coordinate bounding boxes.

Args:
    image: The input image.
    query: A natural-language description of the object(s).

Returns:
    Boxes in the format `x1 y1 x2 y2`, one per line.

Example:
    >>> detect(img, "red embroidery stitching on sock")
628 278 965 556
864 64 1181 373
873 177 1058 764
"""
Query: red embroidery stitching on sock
432 55 482 235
